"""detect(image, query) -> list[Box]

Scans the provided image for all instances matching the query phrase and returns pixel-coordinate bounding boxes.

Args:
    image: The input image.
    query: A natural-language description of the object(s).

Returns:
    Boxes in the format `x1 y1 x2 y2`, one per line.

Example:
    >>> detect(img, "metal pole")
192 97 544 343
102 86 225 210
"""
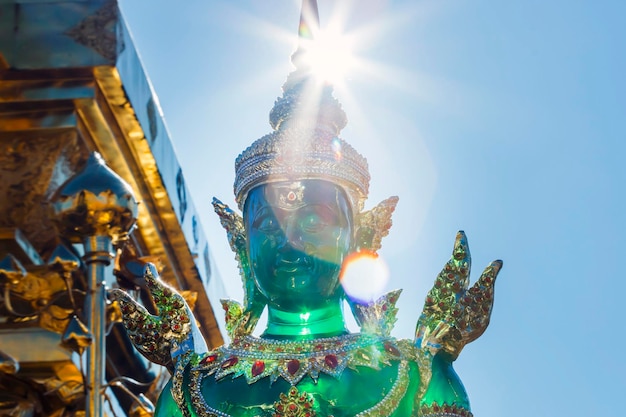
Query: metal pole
82 235 113 417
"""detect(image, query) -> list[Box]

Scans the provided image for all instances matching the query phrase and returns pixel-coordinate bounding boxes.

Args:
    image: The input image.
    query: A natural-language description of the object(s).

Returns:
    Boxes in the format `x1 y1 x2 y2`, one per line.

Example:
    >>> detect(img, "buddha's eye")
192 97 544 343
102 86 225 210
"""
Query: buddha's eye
301 213 326 233
300 206 337 233
252 210 280 233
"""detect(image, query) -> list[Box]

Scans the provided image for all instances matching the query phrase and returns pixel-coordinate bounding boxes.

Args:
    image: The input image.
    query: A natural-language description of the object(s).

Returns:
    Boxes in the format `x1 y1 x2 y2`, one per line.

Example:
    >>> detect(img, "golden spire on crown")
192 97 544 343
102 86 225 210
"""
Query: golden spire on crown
234 0 370 211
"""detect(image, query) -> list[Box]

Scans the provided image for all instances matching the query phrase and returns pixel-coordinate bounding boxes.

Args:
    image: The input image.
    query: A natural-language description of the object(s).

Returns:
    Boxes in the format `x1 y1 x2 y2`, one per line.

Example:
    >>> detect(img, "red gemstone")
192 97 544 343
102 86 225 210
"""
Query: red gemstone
221 356 238 369
252 360 265 377
384 342 400 356
324 354 338 369
287 359 300 375
200 354 217 365
289 404 297 411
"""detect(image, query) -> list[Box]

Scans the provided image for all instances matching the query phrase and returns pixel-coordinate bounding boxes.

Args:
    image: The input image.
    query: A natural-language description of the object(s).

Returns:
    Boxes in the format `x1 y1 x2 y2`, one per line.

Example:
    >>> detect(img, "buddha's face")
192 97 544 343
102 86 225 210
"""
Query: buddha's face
244 180 353 311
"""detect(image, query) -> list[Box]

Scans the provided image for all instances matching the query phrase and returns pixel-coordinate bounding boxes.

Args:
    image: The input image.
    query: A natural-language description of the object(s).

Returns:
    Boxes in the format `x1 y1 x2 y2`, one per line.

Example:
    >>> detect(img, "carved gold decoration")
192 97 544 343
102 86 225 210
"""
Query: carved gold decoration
418 402 473 417
10 268 67 304
415 232 503 361
113 264 199 370
234 128 369 211
355 196 399 253
220 299 256 340
51 152 138 244
273 386 317 417
60 315 92 355
0 130 87 255
213 198 265 336
40 304 75 334
352 289 402 337
1 260 81 335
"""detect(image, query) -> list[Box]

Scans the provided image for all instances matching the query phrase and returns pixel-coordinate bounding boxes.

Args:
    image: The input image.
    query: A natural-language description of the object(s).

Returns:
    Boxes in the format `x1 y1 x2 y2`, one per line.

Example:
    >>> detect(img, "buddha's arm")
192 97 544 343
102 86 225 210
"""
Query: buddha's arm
154 380 185 417
416 353 471 416
414 231 502 416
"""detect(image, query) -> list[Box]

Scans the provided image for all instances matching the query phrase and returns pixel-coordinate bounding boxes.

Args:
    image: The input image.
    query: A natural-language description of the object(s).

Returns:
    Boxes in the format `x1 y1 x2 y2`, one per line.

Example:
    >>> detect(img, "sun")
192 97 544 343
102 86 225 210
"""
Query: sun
300 28 357 85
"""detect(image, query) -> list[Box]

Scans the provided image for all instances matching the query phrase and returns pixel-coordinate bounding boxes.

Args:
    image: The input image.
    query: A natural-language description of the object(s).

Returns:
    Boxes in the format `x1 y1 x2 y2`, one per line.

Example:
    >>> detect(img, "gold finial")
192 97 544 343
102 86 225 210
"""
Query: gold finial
51 152 138 243
233 0 369 211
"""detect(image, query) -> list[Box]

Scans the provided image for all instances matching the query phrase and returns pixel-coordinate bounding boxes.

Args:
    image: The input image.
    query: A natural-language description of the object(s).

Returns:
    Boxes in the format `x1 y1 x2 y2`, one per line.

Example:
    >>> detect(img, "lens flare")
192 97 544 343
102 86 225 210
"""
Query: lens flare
331 137 342 160
340 251 389 303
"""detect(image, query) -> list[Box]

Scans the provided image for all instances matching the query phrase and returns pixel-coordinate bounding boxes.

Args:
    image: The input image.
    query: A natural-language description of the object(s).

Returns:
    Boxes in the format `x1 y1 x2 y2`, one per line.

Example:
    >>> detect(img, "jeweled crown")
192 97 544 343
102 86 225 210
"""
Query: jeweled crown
234 0 370 211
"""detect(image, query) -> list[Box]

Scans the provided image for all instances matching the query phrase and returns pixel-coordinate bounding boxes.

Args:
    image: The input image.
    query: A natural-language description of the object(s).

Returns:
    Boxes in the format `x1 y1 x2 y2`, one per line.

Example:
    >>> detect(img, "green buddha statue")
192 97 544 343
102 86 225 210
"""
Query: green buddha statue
114 2 502 416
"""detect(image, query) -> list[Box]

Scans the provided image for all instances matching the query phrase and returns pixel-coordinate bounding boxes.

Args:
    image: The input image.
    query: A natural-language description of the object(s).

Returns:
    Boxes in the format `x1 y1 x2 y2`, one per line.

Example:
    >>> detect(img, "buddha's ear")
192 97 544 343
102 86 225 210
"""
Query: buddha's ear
354 196 399 253
212 198 266 329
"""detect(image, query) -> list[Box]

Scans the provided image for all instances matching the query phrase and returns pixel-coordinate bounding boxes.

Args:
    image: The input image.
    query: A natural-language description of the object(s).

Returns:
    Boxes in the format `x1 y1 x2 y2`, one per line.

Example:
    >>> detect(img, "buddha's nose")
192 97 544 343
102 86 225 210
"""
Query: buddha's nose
279 220 305 252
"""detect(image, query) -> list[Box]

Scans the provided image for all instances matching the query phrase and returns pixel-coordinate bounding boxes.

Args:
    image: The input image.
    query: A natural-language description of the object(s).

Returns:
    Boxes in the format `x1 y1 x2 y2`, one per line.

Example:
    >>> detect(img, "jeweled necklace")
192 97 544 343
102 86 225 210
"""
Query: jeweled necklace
172 333 414 417
195 333 404 385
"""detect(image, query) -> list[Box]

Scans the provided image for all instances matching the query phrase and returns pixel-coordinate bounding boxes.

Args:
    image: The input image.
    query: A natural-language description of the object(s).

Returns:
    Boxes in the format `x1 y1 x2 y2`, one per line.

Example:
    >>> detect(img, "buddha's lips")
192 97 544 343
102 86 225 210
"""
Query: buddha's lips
273 258 312 275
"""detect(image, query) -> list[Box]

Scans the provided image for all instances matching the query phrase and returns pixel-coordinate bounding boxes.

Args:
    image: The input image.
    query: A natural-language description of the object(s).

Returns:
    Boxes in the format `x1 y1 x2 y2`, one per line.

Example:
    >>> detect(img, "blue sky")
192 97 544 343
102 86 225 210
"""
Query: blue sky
119 1 625 415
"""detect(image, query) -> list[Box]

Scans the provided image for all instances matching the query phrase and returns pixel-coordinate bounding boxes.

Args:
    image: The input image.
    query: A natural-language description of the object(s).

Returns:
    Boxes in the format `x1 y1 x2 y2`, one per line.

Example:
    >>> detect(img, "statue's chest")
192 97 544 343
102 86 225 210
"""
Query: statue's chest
173 335 417 417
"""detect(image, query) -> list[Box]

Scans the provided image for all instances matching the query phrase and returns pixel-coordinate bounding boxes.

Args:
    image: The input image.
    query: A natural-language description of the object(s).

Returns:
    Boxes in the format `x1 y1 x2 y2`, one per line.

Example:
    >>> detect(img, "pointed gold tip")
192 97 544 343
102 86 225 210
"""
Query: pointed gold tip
298 0 320 41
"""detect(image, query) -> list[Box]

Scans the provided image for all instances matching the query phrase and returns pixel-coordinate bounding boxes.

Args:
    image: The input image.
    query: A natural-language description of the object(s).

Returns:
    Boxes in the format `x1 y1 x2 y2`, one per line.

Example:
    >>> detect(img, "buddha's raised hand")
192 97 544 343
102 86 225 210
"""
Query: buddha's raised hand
415 231 502 360
112 264 207 371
